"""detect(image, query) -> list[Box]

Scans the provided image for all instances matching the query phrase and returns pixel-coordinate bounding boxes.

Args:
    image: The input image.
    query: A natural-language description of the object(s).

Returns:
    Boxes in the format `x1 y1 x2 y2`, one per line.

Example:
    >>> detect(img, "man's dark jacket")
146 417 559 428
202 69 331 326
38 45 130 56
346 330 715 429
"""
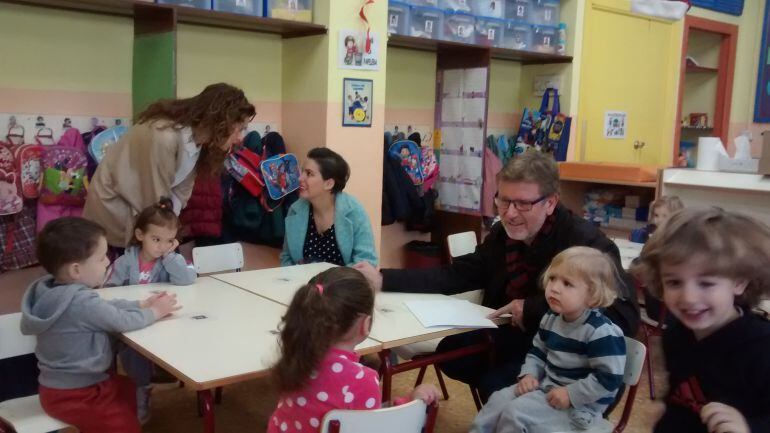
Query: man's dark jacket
381 204 640 337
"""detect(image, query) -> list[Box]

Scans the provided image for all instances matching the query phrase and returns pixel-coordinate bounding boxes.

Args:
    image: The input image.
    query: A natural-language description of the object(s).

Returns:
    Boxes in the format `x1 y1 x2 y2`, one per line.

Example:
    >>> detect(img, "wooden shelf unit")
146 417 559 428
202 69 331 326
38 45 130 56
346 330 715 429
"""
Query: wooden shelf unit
685 65 719 73
388 34 573 65
559 174 659 237
4 0 328 37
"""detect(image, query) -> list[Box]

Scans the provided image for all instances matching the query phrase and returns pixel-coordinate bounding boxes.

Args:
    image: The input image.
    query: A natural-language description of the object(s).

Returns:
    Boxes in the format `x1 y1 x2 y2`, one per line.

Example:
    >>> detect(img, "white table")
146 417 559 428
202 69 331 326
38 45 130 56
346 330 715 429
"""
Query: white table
214 264 505 402
98 276 379 433
611 237 643 270
211 262 337 305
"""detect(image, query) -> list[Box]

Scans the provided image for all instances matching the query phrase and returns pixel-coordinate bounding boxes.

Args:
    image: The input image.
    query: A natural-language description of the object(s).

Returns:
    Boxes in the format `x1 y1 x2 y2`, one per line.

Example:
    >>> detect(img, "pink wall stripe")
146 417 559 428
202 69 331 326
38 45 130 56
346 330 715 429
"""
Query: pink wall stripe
0 88 131 117
385 107 434 127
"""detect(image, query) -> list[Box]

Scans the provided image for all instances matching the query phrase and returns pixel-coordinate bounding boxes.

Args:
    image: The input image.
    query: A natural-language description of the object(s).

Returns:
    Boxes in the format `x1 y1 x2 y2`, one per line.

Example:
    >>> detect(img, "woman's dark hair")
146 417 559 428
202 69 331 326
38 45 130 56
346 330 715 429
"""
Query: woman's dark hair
129 197 179 247
272 267 374 393
135 83 256 176
307 147 350 194
37 217 106 276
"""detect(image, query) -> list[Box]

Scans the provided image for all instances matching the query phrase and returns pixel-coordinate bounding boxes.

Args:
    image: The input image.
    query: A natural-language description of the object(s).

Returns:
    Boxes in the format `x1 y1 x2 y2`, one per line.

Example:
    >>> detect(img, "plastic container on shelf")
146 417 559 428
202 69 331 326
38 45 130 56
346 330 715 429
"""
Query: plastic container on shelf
532 24 558 53
409 6 444 39
475 16 505 47
502 20 532 50
532 0 559 26
443 11 475 43
157 0 211 9
388 1 411 35
404 0 439 7
439 0 472 12
470 0 504 18
212 0 261 15
504 0 530 22
265 0 313 22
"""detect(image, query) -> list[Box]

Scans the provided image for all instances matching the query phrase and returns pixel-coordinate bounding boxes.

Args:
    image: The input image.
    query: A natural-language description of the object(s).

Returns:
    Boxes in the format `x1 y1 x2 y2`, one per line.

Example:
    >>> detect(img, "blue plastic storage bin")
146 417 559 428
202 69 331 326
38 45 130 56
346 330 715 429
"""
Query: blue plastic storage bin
471 0 504 18
532 24 557 53
265 0 313 22
213 0 261 15
439 0 472 12
409 6 444 39
504 0 530 22
475 16 505 47
503 20 532 50
532 0 559 26
157 0 211 9
388 1 411 35
443 11 475 43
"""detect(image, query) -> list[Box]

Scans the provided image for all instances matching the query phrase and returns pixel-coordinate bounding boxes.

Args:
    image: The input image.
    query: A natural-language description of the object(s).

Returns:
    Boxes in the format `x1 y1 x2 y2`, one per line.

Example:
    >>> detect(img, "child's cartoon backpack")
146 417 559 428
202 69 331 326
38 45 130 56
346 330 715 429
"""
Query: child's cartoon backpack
260 153 300 200
388 140 424 185
224 142 266 198
88 125 127 164
14 144 44 199
40 128 88 206
0 170 23 216
0 130 24 215
420 147 439 190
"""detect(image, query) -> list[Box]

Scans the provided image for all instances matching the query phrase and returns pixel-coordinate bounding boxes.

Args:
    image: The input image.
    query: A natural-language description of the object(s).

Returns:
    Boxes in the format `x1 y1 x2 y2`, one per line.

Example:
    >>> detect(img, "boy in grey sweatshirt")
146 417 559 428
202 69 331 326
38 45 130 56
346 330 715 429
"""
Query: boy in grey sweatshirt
20 217 179 433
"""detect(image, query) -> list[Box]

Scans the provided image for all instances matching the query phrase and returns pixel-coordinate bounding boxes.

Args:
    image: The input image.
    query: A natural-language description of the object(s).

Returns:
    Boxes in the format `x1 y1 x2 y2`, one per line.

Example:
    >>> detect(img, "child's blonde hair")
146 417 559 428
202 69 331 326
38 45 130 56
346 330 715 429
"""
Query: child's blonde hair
650 196 684 223
633 207 770 307
541 246 619 308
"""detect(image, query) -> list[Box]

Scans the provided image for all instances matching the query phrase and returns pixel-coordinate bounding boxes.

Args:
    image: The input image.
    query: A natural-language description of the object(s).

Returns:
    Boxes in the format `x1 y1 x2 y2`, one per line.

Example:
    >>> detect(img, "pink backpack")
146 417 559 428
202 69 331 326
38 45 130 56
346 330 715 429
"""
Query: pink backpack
14 144 44 199
40 128 88 206
0 139 23 216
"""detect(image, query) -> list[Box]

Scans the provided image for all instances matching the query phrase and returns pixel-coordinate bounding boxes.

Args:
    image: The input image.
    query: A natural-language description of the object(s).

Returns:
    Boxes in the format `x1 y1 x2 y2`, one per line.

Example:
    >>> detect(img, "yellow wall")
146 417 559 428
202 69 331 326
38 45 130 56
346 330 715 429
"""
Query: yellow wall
177 24 283 126
0 3 132 117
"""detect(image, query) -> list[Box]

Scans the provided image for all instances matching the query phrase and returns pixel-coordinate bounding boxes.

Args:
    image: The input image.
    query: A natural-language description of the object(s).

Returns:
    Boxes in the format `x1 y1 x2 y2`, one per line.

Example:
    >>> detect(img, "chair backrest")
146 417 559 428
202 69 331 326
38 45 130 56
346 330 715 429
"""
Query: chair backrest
623 337 647 386
192 243 244 274
0 313 36 360
447 231 477 259
320 400 438 433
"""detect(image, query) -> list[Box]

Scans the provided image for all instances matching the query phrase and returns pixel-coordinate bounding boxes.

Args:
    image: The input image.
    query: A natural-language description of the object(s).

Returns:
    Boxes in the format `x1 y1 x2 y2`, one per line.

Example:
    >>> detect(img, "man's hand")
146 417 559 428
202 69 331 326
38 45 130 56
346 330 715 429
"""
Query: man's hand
488 299 525 329
700 402 750 433
352 262 383 292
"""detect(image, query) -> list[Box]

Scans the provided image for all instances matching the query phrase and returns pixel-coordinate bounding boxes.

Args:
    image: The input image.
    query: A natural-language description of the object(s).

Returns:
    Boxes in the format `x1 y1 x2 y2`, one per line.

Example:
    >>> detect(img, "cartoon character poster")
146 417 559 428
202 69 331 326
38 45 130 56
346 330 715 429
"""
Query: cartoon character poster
342 78 373 127
338 30 380 70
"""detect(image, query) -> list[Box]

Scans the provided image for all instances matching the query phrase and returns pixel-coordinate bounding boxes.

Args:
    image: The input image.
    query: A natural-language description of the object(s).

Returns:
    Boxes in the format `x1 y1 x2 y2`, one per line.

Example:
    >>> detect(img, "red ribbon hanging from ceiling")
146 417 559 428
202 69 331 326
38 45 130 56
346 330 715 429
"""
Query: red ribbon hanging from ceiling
359 0 375 54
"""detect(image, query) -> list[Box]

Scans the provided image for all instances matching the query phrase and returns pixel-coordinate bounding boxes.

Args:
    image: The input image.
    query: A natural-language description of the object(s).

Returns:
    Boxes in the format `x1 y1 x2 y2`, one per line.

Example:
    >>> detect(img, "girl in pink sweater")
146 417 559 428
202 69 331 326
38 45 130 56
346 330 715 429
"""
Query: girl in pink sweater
268 267 438 433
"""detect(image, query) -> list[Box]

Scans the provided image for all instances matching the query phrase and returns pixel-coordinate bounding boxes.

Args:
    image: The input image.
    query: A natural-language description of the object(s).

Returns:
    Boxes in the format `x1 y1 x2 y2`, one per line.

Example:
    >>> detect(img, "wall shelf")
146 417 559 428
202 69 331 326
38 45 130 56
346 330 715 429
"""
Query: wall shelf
686 65 719 73
560 176 657 188
387 34 573 65
681 125 714 130
4 0 328 37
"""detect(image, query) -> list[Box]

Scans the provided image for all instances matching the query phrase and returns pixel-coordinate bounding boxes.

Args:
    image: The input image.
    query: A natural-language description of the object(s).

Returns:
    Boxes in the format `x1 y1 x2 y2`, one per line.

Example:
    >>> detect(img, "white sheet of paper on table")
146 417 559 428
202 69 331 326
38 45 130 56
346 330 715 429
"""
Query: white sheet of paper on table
404 299 497 329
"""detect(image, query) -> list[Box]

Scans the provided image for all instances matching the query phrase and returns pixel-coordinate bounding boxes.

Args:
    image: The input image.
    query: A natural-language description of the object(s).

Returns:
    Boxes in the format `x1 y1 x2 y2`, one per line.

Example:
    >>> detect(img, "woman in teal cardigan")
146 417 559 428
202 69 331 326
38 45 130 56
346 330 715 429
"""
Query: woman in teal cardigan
280 148 378 267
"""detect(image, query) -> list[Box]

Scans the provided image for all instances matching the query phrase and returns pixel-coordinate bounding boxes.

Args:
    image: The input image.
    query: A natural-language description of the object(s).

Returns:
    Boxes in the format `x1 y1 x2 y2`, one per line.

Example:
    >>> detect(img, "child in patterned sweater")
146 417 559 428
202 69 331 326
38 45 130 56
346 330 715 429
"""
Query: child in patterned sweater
471 246 627 433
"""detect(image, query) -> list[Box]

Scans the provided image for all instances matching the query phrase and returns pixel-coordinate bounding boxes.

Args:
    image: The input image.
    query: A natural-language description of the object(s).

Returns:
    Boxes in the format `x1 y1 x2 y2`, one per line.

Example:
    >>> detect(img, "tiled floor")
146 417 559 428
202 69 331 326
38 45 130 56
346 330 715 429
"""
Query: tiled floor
1 243 667 433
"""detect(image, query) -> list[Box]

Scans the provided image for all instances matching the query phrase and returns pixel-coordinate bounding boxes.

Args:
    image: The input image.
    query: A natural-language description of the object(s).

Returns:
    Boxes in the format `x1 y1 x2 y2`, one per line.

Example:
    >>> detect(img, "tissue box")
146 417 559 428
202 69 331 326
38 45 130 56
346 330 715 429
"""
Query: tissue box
761 131 770 175
717 155 759 173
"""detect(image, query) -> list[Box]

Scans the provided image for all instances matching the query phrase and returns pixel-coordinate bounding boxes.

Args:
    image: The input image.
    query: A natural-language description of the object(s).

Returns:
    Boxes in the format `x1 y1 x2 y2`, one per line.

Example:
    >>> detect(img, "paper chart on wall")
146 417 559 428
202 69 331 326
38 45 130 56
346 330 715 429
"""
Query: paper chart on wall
435 67 488 215
440 98 486 123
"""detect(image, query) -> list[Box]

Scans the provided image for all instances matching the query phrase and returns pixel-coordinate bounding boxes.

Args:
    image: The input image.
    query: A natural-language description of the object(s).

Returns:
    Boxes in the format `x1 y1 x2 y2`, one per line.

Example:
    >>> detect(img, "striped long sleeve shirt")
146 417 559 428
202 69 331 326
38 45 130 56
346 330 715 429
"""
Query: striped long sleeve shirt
519 308 626 409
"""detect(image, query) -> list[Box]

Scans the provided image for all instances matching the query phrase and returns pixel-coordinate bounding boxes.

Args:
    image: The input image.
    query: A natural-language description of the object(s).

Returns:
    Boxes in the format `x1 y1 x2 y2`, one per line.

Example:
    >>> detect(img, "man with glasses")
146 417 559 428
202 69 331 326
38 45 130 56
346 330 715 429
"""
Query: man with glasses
355 151 639 402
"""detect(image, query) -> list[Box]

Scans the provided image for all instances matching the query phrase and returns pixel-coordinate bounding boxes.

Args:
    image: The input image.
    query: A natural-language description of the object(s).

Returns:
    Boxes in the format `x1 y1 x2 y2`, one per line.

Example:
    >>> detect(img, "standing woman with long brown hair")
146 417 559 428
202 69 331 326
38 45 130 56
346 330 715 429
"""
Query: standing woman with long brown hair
84 83 255 249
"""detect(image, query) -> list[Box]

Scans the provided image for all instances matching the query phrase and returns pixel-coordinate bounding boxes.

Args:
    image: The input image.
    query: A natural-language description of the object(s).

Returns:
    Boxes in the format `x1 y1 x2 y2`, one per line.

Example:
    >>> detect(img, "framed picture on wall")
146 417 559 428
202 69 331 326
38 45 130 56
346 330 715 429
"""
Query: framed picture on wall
755 1 770 122
342 78 373 127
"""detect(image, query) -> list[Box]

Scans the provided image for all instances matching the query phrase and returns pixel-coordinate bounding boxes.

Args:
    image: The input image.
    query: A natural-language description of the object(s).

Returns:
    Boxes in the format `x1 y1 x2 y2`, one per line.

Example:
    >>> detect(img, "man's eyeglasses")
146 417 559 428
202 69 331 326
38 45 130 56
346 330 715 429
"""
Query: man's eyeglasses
494 195 549 212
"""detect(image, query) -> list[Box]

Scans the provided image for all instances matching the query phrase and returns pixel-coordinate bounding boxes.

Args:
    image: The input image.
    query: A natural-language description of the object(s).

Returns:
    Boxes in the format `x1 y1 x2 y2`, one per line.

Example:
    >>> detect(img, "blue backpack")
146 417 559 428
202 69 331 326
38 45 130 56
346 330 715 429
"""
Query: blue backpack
388 140 424 186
